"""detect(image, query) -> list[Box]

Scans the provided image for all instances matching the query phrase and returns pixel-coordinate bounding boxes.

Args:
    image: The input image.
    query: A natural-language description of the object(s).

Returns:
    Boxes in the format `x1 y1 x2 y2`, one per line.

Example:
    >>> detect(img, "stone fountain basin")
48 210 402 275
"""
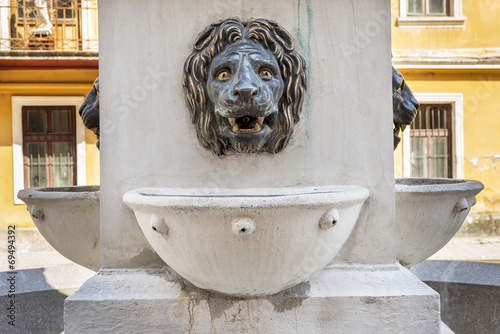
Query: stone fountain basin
16 178 481 283
123 186 369 297
17 186 100 272
395 178 484 268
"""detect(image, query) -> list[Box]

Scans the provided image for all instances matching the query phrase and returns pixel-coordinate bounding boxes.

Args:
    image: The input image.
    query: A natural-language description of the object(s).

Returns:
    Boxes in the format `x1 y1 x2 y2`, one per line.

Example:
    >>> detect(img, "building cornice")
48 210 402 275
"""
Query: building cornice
0 57 99 70
392 48 500 69
396 16 467 29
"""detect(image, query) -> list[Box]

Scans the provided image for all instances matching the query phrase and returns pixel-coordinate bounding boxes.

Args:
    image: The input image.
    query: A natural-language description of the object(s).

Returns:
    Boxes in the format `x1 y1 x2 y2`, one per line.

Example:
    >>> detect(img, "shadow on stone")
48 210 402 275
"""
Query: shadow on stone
0 266 93 334
411 260 500 334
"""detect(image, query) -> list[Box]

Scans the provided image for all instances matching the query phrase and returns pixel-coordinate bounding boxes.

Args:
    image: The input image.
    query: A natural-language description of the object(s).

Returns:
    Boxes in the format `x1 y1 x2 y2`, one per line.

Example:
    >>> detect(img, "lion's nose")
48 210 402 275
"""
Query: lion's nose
233 83 258 101
233 60 259 101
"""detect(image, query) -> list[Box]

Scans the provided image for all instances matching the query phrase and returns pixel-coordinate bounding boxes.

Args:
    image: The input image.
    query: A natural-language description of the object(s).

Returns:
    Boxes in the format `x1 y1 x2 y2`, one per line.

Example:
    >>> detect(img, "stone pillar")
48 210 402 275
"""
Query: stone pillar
65 0 440 332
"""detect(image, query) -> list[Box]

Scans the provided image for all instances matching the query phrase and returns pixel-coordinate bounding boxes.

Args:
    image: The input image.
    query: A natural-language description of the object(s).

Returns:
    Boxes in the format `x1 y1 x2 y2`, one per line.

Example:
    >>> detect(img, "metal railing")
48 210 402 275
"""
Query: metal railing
0 0 98 55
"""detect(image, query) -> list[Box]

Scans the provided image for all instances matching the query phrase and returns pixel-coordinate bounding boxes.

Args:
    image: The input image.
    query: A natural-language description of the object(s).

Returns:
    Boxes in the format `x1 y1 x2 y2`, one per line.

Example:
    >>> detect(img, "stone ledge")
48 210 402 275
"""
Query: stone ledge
396 16 467 29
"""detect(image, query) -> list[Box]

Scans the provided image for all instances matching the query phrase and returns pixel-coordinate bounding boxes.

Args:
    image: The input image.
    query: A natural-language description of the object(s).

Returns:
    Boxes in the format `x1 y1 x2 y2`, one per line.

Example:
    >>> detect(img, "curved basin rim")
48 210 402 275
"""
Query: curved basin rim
123 186 369 209
18 185 100 202
395 178 484 194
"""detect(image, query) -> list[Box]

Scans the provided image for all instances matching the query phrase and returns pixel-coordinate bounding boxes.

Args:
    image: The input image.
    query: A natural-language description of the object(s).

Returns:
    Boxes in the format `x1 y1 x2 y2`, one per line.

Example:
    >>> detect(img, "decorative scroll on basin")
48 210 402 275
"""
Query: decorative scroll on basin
124 186 369 297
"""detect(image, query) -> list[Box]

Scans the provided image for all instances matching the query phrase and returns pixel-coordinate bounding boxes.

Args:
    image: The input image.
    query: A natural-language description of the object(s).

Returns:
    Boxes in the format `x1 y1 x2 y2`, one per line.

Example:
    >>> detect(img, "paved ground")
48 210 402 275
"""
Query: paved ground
0 228 496 334
0 228 75 272
430 236 500 262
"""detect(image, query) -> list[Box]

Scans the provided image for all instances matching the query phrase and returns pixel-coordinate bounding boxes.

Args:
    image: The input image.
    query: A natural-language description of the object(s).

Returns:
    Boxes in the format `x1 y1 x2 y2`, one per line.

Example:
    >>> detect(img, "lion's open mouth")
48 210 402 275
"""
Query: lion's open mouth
227 116 265 134
221 113 274 153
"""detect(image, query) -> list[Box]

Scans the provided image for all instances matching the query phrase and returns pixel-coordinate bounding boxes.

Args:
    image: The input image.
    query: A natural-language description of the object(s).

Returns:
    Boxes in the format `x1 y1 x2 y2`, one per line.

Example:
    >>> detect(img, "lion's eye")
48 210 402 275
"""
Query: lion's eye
259 69 273 78
217 70 231 80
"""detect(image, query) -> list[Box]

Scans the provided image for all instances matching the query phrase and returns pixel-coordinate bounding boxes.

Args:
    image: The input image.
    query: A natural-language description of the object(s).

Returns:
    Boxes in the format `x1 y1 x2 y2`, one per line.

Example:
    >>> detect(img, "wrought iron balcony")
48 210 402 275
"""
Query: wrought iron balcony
0 0 98 56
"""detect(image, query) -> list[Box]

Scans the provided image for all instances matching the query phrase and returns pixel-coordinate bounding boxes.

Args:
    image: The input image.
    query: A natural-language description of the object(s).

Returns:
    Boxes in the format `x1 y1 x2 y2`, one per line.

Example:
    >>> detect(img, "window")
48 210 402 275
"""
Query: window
17 0 77 21
12 96 87 204
22 106 77 187
402 93 464 179
0 0 98 52
55 0 77 21
397 0 466 28
408 0 449 16
410 104 452 178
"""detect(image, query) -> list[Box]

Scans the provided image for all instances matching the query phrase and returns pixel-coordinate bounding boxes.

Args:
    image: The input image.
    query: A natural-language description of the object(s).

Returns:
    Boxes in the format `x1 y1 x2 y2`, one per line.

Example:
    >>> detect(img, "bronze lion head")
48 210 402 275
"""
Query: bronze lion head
183 18 307 156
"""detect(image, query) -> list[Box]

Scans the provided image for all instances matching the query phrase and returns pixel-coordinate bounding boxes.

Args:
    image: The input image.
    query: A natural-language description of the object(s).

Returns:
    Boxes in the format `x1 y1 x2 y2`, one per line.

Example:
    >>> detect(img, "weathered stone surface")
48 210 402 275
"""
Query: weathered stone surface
97 0 395 270
65 0 441 332
395 178 484 267
65 265 440 334
123 186 368 296
17 186 101 271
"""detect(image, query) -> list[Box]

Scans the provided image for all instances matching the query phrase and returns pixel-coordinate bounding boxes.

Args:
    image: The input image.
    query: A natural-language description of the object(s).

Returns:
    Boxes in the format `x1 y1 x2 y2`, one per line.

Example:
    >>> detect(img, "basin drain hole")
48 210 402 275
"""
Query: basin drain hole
231 217 256 236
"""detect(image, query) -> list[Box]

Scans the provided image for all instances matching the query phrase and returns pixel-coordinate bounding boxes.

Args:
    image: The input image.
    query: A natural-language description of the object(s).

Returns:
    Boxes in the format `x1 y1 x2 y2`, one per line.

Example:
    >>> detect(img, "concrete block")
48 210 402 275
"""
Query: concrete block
412 260 500 334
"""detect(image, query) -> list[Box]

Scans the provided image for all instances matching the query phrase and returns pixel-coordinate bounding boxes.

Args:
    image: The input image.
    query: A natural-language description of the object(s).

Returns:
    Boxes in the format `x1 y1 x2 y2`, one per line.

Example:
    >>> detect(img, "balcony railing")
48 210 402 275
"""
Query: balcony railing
0 0 98 56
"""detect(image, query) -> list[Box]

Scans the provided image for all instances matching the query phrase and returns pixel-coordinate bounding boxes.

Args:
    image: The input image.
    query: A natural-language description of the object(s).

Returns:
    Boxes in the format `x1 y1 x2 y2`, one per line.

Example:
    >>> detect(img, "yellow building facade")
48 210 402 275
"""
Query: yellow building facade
0 1 99 228
1 1 498 228
392 0 500 217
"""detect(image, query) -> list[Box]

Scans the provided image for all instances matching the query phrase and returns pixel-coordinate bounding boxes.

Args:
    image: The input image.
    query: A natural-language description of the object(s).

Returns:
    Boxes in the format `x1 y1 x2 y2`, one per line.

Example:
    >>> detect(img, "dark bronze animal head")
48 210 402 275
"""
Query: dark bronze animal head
183 18 307 155
79 77 100 148
392 67 419 149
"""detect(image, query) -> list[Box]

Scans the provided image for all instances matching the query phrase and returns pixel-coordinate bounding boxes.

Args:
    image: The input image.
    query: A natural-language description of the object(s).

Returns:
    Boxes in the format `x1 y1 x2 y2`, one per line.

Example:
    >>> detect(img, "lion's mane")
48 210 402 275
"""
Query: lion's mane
183 18 307 156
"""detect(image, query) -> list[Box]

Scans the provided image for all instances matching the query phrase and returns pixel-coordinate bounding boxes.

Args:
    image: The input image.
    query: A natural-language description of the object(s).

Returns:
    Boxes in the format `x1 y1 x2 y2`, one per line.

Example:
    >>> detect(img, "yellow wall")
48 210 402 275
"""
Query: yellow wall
391 1 500 215
391 1 500 49
394 69 500 215
0 69 100 228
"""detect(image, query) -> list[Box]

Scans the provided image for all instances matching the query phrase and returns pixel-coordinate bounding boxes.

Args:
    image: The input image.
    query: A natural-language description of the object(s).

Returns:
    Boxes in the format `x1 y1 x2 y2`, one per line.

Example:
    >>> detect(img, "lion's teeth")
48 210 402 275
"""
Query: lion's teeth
238 123 261 133
232 121 261 133
257 117 265 125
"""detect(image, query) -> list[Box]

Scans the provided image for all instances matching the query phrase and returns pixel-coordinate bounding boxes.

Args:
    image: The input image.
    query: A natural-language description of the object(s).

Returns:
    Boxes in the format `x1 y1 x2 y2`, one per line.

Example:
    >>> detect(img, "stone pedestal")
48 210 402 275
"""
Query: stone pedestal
66 265 439 333
65 0 441 332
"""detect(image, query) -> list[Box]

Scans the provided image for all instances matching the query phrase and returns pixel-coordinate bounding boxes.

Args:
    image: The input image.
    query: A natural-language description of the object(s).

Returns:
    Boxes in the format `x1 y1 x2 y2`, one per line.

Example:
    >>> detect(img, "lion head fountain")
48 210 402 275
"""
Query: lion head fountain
183 18 307 155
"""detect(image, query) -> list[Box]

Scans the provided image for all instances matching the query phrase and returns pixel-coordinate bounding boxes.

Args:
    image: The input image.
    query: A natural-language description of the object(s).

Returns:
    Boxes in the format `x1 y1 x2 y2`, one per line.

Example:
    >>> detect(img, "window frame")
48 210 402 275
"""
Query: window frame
15 0 79 25
0 0 98 52
409 103 453 178
407 0 450 17
397 0 466 28
0 0 10 50
12 96 86 204
22 105 78 188
402 93 464 179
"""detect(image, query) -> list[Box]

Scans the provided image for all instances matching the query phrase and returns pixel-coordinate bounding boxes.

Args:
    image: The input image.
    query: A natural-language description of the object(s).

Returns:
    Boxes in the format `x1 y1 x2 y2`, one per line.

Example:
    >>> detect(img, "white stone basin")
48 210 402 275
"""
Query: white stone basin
123 186 369 297
395 178 483 268
17 186 100 272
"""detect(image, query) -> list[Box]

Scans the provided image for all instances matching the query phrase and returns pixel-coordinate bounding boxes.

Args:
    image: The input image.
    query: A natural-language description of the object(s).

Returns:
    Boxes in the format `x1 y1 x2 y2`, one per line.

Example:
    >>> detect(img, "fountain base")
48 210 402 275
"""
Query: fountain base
65 264 440 333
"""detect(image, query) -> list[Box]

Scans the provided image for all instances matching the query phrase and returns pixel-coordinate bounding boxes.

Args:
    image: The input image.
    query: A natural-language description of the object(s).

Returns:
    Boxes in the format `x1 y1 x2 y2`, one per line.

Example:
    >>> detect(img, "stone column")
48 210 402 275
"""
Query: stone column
65 0 440 332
